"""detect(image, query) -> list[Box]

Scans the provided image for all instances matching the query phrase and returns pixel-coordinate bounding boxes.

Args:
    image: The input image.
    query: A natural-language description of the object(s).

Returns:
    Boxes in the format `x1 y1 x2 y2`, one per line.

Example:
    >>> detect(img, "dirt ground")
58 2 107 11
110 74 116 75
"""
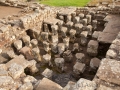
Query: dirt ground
0 6 21 18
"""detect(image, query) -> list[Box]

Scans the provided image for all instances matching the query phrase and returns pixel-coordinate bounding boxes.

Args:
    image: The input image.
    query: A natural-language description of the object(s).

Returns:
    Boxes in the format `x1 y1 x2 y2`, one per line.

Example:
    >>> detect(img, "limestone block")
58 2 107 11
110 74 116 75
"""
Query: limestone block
51 25 58 35
30 39 38 48
54 58 64 70
90 58 101 69
22 35 30 46
13 40 22 50
61 27 68 38
97 58 120 85
0 69 8 76
106 49 117 59
63 37 70 49
80 31 88 45
42 54 51 63
72 43 80 53
41 32 49 41
63 81 75 90
79 13 84 19
92 31 100 39
19 46 34 60
87 25 92 36
8 63 24 79
75 53 85 63
87 40 98 56
52 34 58 44
74 23 83 35
51 43 58 53
73 78 96 90
63 50 73 62
35 78 63 90
32 47 41 62
66 21 73 29
73 62 85 74
22 75 37 83
86 15 92 24
58 43 65 54
92 20 97 30
0 76 14 87
43 41 50 52
0 25 9 33
42 68 53 79
18 82 33 90
6 50 16 59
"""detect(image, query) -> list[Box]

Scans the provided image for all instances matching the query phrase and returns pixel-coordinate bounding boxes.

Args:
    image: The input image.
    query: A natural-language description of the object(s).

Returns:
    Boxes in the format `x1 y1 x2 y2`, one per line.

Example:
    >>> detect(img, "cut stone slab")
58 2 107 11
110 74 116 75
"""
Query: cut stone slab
90 58 101 69
58 8 75 15
44 18 61 25
73 78 97 90
98 32 117 44
42 68 53 79
63 81 75 90
75 53 85 63
96 58 120 85
35 78 63 90
73 62 85 74
18 82 33 90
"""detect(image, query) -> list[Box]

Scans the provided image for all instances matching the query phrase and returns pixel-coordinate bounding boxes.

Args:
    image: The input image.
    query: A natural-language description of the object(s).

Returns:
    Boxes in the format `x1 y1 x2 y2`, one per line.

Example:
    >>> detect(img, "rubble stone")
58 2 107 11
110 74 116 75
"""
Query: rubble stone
75 53 85 63
13 40 22 50
42 68 53 79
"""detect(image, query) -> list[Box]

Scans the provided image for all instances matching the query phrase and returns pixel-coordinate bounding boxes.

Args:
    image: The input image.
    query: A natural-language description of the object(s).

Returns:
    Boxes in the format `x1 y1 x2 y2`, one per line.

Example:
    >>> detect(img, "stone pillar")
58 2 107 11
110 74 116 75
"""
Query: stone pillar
69 29 76 43
63 37 70 50
57 43 65 55
43 41 50 52
80 31 88 46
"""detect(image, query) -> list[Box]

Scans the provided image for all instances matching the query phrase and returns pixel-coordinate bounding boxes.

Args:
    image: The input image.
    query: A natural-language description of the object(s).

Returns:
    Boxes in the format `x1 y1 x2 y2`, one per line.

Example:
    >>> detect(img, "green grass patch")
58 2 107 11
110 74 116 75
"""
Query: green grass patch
39 0 90 7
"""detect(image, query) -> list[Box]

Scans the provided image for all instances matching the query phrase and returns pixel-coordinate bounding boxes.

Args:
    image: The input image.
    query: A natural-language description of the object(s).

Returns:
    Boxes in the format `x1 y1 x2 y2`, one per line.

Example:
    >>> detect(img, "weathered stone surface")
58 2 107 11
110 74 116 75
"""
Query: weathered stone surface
8 63 24 79
58 43 65 54
61 27 68 38
42 54 51 63
22 75 37 83
22 35 30 46
32 47 41 62
75 53 85 63
0 69 8 76
87 40 98 56
0 76 14 87
73 62 85 74
43 41 50 52
6 55 38 74
97 58 120 85
73 78 97 90
35 78 63 90
106 49 117 59
63 81 75 90
80 31 88 45
63 50 73 62
0 55 8 64
72 43 80 53
90 58 101 69
54 58 64 70
42 68 53 79
13 40 22 50
30 39 38 48
20 46 33 60
92 31 100 39
6 50 15 59
18 82 33 90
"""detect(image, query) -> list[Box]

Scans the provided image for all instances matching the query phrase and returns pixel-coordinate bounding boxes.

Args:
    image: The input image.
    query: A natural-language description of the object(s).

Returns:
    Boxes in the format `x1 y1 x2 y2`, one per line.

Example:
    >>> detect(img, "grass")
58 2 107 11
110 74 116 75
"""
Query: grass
39 0 90 7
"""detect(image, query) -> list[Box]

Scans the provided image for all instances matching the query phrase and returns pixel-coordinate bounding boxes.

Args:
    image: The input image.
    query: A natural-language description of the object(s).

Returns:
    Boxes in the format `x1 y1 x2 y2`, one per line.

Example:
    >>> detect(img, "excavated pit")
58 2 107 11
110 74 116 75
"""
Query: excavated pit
25 21 111 87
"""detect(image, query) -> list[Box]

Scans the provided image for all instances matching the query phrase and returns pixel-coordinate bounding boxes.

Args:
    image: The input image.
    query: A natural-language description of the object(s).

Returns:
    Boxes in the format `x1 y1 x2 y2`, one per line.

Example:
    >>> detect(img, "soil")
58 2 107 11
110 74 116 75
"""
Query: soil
0 6 21 18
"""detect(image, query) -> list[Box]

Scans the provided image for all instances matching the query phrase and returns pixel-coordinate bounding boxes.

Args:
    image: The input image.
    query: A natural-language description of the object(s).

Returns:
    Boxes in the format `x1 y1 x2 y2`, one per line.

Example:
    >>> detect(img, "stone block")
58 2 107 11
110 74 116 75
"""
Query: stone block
73 62 85 74
87 40 98 56
97 58 120 85
35 78 63 90
42 68 53 79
